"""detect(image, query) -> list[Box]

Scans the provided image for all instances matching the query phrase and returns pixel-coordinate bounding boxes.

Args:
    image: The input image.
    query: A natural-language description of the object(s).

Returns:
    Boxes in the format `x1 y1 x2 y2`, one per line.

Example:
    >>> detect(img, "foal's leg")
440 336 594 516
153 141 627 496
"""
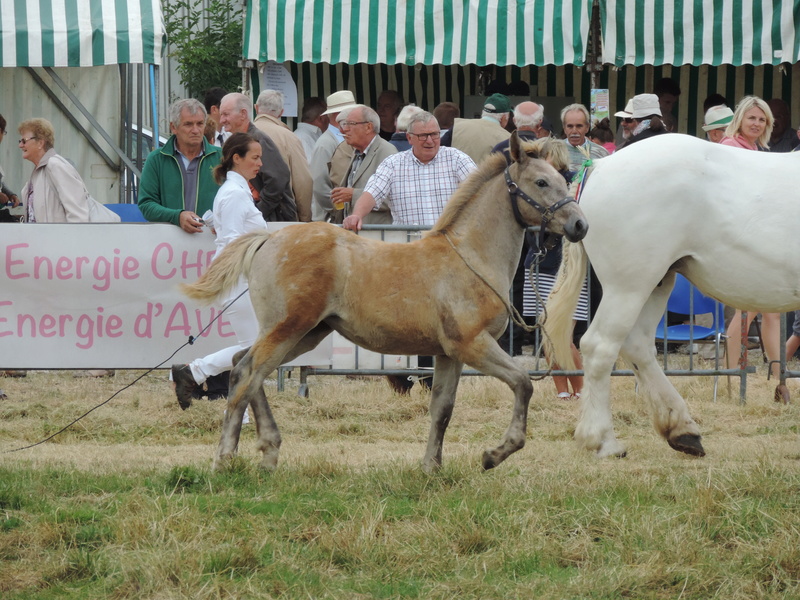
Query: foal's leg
457 333 533 469
422 354 464 473
618 284 705 457
215 327 318 470
575 288 656 458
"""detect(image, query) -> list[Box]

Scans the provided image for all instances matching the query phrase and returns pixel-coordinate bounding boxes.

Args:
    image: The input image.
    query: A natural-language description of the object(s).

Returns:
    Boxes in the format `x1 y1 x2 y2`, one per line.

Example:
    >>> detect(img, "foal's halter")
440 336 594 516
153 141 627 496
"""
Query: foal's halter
504 167 576 234
441 167 576 379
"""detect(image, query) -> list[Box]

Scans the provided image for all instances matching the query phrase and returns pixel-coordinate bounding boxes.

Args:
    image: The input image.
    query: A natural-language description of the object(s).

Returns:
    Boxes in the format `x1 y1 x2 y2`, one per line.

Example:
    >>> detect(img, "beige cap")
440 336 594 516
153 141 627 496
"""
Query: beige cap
322 90 358 115
631 93 662 119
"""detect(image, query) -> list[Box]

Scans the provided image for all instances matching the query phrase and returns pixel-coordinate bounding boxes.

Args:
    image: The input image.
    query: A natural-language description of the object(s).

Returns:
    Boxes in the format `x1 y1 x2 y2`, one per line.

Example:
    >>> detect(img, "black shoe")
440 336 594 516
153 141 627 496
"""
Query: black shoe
172 364 200 410
205 371 230 401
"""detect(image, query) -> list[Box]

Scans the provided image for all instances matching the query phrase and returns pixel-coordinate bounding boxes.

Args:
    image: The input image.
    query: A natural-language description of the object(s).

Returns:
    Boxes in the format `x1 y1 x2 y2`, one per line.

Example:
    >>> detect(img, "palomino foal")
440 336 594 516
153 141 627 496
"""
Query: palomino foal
182 133 587 471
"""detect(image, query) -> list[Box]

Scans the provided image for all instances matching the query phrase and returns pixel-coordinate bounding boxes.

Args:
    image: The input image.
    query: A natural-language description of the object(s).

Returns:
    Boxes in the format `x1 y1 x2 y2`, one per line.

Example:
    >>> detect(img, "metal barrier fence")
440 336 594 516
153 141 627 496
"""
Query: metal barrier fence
277 224 793 404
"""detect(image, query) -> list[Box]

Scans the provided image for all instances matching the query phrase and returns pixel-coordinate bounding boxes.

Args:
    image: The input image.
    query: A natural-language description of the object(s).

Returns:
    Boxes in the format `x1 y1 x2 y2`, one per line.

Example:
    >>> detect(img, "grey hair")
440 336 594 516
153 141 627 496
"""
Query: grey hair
406 111 439 134
560 103 590 126
513 104 544 129
337 105 380 132
481 109 503 123
255 89 284 116
396 105 424 132
223 92 253 117
169 99 206 127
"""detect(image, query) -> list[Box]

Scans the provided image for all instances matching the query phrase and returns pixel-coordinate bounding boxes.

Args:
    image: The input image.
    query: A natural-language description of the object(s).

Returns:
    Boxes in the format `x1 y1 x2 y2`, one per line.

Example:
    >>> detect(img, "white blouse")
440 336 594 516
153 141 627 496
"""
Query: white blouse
211 170 267 261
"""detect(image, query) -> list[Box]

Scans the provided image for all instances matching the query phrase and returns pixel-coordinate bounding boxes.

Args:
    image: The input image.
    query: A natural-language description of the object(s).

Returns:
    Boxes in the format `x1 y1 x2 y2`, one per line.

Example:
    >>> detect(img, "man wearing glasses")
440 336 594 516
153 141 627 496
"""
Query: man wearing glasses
330 105 396 224
343 111 475 230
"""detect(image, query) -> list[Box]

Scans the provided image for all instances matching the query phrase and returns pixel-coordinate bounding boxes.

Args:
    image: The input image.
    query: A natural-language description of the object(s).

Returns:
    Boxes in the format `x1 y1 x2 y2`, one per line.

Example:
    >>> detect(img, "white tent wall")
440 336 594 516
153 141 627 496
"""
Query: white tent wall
0 66 121 204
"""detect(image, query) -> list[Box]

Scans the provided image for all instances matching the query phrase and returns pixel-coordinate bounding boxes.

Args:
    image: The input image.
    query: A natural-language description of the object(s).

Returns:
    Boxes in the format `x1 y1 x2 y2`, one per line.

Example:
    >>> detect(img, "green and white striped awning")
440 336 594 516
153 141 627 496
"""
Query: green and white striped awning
244 0 592 67
601 0 800 66
0 0 165 67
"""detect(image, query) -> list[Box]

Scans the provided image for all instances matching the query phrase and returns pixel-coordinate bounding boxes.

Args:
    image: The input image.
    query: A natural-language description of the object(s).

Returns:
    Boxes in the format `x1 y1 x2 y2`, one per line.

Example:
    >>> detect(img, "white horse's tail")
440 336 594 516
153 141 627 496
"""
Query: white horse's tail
541 240 588 370
181 230 271 304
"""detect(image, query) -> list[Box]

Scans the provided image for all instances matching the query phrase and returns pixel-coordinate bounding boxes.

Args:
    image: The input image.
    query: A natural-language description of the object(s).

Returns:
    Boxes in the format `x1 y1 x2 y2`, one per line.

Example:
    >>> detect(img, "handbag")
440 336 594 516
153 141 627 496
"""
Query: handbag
87 197 121 223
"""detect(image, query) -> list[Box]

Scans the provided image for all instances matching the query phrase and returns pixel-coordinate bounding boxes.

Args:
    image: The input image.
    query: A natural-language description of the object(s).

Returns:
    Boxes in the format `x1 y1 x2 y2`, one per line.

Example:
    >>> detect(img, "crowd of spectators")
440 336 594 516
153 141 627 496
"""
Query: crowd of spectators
3 78 799 404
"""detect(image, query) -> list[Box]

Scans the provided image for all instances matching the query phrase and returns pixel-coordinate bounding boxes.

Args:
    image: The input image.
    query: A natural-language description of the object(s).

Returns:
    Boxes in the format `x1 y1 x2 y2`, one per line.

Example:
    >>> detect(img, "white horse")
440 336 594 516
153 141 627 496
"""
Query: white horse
544 134 799 458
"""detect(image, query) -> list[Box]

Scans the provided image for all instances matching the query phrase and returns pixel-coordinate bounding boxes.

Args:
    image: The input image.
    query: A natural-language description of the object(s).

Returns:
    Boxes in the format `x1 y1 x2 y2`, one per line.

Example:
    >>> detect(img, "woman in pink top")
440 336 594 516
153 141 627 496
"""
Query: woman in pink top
720 95 772 150
721 96 780 381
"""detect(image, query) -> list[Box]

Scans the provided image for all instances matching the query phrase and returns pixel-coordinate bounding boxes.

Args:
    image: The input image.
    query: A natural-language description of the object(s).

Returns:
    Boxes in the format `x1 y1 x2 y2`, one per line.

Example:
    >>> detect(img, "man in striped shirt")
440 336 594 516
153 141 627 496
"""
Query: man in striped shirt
343 111 476 230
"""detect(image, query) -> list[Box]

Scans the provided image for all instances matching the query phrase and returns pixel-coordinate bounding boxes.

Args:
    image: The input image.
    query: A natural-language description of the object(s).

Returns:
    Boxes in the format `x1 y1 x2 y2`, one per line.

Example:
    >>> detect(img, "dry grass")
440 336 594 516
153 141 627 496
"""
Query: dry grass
0 358 798 599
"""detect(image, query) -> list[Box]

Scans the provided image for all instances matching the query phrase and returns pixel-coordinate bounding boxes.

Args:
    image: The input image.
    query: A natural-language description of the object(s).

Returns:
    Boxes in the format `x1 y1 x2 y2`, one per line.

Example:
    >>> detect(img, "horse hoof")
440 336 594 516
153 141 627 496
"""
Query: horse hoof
774 384 790 405
481 450 499 471
213 453 235 471
421 461 441 474
668 434 705 457
596 442 627 459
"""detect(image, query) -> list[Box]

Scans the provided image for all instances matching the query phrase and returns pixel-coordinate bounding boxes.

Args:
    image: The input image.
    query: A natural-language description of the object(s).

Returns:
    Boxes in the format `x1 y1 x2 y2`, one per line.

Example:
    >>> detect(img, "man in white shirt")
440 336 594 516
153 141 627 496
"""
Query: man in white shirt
294 97 329 161
343 111 475 229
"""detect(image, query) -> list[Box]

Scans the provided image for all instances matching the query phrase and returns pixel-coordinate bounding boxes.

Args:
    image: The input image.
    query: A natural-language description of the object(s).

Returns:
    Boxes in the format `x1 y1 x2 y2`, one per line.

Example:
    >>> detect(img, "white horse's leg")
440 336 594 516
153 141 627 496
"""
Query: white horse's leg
457 333 533 469
575 289 656 458
422 354 464 473
618 282 705 456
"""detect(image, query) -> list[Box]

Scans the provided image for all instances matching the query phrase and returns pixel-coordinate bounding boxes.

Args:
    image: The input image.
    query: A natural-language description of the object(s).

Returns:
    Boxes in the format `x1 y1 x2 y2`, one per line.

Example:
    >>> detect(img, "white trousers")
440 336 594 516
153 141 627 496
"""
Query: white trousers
188 278 259 384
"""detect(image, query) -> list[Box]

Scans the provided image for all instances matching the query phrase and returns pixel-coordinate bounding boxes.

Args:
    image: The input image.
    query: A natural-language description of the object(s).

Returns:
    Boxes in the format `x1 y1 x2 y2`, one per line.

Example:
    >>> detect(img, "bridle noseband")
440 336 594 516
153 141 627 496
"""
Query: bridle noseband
504 167 575 234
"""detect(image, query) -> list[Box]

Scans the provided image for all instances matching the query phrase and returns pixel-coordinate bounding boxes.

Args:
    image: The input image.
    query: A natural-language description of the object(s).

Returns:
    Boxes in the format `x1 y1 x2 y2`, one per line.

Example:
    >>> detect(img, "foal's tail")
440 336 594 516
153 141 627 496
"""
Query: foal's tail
181 230 271 304
541 240 588 370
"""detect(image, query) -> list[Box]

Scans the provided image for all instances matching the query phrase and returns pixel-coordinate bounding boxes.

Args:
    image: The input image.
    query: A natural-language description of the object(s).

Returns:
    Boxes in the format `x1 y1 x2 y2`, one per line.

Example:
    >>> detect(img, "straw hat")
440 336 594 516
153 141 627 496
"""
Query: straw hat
322 90 358 115
631 94 662 119
702 105 734 131
614 98 634 118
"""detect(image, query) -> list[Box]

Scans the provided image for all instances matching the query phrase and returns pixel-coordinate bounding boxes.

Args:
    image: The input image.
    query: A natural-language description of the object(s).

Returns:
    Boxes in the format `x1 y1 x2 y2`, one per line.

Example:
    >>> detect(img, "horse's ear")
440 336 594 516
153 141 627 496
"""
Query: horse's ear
509 131 531 166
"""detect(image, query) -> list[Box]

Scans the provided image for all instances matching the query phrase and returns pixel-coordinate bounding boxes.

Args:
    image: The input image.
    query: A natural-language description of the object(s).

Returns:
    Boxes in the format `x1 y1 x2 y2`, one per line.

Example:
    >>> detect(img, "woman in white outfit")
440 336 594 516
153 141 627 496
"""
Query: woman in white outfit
172 133 267 411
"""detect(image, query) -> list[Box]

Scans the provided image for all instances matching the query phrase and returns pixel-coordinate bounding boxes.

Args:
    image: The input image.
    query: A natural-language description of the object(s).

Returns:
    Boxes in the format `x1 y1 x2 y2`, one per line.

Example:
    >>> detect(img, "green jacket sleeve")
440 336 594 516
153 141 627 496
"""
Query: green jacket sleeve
137 150 182 226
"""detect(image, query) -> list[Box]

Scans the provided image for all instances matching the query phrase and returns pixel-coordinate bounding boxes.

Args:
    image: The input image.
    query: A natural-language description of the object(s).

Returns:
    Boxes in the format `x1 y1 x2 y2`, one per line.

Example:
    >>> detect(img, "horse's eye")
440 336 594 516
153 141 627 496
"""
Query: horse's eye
536 179 548 188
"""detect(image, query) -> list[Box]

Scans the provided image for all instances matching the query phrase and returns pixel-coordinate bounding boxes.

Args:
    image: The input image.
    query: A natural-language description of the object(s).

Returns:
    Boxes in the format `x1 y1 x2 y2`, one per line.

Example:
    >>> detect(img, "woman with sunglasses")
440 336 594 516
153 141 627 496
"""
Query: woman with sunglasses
18 118 93 223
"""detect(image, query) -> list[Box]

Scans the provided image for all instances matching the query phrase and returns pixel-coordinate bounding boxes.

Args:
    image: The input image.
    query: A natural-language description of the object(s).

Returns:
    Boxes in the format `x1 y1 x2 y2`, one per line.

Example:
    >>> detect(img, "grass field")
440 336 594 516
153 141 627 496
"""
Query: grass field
0 360 798 599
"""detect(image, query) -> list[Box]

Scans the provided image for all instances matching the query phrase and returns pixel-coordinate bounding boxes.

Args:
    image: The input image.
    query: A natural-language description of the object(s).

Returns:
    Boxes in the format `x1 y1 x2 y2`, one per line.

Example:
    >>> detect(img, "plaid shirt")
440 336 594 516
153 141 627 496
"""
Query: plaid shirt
363 146 477 225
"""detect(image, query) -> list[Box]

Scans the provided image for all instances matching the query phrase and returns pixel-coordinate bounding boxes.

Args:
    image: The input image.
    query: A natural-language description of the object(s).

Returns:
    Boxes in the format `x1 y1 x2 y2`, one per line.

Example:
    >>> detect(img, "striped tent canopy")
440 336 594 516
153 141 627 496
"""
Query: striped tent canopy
243 0 592 67
601 0 800 67
0 0 165 67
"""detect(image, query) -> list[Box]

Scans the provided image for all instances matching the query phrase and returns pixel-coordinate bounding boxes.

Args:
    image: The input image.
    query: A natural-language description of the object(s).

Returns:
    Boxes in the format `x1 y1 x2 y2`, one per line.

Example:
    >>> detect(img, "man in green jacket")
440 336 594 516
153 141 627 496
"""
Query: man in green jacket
138 98 221 233
138 98 229 399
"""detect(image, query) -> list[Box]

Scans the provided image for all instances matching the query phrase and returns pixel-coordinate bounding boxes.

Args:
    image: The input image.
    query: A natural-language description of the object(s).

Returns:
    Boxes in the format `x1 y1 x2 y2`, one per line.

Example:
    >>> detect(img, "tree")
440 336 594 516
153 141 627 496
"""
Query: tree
162 0 243 99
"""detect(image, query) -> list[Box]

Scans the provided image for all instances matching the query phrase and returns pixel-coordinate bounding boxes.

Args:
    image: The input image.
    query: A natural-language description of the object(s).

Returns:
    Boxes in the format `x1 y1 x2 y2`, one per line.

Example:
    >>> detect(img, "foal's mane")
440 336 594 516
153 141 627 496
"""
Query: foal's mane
428 151 509 235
